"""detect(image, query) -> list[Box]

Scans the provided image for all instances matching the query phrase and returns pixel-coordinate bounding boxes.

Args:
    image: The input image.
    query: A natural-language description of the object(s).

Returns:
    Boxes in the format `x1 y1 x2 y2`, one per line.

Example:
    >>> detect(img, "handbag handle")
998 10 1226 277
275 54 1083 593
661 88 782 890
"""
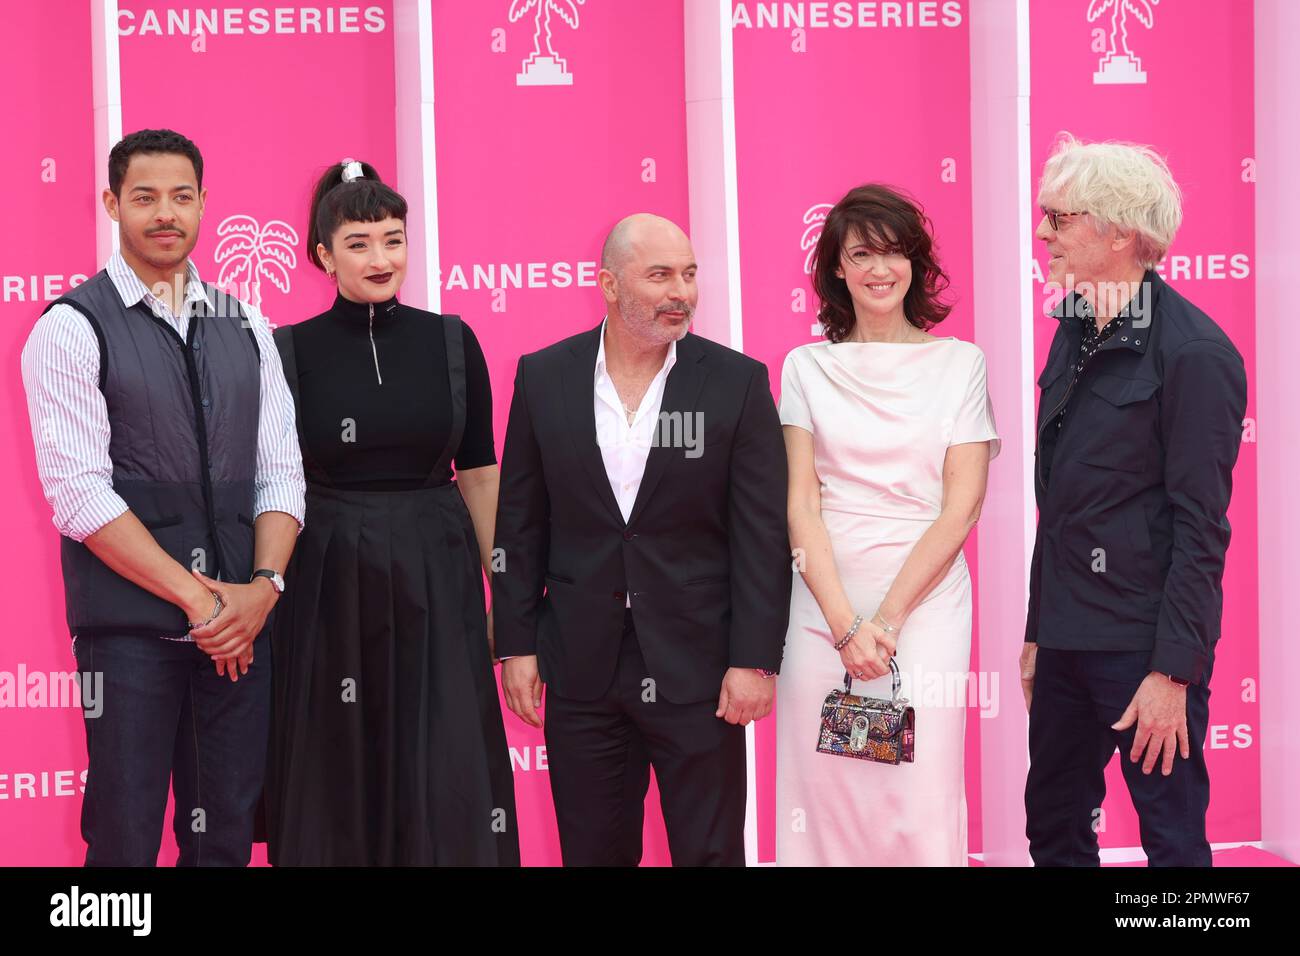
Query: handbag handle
842 656 901 702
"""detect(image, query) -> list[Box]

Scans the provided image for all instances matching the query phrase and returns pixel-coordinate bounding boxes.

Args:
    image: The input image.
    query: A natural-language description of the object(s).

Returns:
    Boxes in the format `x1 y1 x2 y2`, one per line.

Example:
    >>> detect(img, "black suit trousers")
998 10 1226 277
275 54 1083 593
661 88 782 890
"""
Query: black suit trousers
543 609 747 866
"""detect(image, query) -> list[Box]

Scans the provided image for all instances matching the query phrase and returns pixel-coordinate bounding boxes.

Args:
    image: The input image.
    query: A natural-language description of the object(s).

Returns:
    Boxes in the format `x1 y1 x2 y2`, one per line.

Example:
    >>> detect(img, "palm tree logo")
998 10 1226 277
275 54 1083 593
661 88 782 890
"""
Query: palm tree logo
213 215 299 315
1088 0 1161 85
800 203 834 274
801 202 834 337
509 0 586 86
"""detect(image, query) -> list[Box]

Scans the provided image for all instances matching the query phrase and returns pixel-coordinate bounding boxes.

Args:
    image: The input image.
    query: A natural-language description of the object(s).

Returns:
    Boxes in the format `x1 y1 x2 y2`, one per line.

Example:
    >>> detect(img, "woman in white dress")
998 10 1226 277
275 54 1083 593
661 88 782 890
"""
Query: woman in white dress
776 184 1000 866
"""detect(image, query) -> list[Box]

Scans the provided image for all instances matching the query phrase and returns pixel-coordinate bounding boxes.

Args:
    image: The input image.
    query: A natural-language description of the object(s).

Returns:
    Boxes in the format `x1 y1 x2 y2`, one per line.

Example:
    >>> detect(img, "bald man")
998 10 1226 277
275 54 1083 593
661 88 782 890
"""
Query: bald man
492 214 791 866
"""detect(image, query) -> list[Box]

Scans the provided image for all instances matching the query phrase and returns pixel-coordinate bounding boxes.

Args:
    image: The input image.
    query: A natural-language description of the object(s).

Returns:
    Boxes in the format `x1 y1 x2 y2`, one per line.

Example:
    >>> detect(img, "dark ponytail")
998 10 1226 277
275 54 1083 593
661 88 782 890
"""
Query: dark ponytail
307 160 409 271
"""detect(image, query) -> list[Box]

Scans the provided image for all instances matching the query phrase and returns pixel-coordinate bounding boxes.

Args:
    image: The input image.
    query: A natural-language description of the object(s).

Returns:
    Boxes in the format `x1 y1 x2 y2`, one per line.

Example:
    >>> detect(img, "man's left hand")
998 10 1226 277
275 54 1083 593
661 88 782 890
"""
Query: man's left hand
715 667 775 726
1112 671 1189 776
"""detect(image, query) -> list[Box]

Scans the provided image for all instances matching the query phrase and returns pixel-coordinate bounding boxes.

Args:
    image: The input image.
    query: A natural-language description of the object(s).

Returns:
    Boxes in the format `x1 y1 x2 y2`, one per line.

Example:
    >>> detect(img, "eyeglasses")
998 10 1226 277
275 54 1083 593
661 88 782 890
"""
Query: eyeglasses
1041 207 1087 231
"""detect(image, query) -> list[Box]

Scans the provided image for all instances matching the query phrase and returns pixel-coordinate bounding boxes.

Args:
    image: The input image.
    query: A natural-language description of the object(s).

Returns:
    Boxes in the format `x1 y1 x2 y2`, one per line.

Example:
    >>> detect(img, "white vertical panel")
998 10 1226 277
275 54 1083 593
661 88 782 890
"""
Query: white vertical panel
394 0 440 312
969 0 1035 867
92 0 122 263
684 0 743 352
1255 0 1300 865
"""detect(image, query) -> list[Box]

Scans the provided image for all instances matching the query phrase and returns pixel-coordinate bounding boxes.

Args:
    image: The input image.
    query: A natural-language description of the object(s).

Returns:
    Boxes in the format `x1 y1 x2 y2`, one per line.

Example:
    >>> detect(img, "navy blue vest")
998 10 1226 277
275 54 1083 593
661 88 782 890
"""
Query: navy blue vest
44 270 261 637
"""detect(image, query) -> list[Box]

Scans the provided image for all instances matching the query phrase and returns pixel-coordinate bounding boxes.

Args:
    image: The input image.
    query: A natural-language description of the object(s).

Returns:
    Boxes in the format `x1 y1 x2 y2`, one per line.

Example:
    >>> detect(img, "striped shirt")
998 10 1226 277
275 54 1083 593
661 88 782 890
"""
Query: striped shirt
20 252 306 546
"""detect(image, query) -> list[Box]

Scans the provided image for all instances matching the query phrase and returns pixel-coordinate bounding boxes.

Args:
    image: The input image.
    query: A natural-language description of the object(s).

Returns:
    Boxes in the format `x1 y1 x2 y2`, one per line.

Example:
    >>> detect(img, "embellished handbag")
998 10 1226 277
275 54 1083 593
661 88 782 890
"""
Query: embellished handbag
816 657 915 764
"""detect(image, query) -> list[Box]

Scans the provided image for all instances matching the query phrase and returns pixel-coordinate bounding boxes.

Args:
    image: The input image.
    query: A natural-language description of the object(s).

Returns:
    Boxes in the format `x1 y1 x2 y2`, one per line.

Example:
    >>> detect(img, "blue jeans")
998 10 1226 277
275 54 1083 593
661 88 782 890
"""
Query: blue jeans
72 629 271 866
1025 647 1212 867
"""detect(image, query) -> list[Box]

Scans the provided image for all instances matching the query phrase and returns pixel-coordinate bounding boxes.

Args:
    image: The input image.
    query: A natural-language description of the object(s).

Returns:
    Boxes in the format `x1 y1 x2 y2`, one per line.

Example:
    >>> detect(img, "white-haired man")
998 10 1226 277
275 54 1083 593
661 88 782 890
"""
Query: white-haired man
1021 134 1247 866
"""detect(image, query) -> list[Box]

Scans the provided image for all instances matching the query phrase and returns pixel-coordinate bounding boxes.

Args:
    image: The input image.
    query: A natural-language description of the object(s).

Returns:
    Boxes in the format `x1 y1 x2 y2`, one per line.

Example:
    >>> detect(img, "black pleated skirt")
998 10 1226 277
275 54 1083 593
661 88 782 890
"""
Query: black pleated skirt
263 480 519 866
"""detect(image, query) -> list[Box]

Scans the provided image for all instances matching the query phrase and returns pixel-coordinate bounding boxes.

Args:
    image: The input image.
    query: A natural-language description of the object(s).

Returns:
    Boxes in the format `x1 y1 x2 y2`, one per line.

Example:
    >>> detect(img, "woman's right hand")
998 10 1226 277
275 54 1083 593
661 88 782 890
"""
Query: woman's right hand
838 620 891 681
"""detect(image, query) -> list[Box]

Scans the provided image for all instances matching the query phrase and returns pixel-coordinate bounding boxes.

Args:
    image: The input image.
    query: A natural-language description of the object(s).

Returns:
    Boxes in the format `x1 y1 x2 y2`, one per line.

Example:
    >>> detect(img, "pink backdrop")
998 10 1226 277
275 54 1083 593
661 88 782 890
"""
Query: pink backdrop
1029 0 1259 848
0 0 1265 866
0 0 98 867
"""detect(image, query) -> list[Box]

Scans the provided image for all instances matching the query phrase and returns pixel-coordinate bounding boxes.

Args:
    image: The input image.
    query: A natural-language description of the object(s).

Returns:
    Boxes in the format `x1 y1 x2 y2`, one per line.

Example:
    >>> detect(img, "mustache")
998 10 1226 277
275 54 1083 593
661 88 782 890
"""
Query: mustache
146 226 185 236
657 300 694 318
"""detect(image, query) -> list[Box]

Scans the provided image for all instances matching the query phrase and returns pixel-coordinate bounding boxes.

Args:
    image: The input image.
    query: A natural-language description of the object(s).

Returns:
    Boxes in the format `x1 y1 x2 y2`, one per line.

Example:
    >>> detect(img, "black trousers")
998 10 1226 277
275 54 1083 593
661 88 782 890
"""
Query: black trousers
73 629 271 866
1025 647 1212 867
543 609 747 866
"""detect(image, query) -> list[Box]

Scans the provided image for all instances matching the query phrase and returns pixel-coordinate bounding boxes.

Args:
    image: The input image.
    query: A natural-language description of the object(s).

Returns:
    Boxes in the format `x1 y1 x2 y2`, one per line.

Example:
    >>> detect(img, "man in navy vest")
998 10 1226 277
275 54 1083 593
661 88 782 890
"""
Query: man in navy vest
21 129 305 866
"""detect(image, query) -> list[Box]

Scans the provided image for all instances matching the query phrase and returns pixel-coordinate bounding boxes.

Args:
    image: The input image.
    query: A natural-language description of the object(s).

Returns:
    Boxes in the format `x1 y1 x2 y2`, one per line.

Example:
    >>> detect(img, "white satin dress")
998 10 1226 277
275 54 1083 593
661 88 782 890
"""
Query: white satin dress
775 337 1000 867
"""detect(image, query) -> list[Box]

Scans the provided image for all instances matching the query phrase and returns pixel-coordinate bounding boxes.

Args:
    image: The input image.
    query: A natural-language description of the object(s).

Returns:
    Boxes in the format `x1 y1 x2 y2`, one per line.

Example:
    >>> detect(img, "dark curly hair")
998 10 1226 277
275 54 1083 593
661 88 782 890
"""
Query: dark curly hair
108 129 203 197
306 160 409 271
809 184 952 343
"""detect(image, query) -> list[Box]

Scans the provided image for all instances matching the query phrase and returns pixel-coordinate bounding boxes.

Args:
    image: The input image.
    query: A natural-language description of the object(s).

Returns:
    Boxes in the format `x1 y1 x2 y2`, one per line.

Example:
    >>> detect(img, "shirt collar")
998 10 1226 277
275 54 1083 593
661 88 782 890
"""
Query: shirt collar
1052 273 1157 357
594 316 678 380
106 250 213 316
1053 291 1129 326
1076 298 1127 337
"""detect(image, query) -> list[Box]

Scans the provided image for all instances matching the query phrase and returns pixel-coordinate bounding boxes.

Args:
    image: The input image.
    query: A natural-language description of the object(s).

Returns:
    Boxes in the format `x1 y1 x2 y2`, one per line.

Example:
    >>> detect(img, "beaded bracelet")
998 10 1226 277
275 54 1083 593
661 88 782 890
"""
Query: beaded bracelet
833 613 864 651
187 591 224 632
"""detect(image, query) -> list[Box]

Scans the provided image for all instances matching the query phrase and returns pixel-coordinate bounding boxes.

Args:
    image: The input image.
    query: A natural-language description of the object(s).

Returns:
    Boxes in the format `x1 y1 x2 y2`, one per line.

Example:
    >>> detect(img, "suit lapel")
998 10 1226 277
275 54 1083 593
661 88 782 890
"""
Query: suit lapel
626 333 709 526
562 323 625 526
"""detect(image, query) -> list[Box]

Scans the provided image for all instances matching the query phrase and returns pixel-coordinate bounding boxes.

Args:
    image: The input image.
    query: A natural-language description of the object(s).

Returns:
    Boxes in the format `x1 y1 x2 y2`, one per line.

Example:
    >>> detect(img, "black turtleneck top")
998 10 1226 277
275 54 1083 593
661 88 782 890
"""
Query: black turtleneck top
289 293 495 490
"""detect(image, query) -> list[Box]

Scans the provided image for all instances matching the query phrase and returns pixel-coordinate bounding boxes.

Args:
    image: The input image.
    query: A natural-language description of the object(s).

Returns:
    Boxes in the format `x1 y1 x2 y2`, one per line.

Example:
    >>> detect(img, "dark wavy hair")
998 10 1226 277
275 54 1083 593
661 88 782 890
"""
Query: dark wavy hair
809 184 952 343
307 160 409 271
108 129 203 197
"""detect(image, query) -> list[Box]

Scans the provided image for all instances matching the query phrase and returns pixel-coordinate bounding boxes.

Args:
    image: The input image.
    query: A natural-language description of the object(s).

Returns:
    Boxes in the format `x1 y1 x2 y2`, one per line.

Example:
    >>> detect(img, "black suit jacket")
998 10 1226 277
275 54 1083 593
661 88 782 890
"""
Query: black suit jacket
492 322 792 703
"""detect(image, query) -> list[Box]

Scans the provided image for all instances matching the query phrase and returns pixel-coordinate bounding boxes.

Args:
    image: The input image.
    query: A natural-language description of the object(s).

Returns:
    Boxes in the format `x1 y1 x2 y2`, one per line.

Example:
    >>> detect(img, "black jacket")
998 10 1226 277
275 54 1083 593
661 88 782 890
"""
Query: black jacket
1026 271 1247 685
492 323 792 703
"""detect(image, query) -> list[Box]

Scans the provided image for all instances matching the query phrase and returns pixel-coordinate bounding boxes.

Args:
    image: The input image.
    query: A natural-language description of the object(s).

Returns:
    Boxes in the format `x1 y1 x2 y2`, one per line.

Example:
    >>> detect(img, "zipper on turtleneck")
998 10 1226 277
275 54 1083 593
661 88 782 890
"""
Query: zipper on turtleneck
368 302 383 385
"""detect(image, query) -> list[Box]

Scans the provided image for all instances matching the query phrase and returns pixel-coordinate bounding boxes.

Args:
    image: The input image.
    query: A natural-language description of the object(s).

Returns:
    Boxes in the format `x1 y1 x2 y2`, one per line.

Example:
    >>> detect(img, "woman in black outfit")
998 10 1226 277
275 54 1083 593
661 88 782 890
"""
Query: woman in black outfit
263 159 518 865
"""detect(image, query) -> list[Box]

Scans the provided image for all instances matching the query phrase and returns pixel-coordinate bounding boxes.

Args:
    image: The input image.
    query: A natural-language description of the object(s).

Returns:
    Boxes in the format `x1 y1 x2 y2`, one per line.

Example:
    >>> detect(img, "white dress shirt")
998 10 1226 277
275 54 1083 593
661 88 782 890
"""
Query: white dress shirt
20 252 306 544
594 317 677 607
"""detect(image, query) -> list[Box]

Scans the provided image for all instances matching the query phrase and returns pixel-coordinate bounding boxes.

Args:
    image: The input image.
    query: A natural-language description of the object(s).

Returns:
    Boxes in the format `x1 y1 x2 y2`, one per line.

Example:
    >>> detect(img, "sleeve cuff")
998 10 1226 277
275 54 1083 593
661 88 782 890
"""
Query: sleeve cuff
254 485 306 534
493 631 538 658
61 489 129 542
731 661 781 675
1148 640 1209 686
